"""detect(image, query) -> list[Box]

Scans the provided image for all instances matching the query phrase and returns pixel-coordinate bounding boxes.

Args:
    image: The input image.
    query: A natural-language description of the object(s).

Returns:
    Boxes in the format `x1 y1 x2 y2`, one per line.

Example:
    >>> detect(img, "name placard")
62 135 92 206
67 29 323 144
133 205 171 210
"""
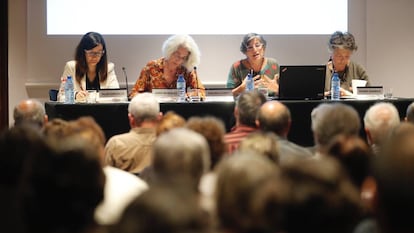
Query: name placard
97 89 128 102
357 86 383 95
152 89 179 102
206 89 233 97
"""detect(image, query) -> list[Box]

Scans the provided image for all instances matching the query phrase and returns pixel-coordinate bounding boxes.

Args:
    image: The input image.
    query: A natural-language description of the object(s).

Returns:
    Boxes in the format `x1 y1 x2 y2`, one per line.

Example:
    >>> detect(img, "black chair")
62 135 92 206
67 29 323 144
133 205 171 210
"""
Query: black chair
49 89 59 101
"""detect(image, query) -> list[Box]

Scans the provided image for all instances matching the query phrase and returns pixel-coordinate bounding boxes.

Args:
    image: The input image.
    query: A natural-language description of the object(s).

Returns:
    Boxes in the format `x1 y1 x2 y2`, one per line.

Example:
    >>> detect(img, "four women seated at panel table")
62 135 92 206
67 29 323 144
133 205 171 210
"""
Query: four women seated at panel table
58 31 370 102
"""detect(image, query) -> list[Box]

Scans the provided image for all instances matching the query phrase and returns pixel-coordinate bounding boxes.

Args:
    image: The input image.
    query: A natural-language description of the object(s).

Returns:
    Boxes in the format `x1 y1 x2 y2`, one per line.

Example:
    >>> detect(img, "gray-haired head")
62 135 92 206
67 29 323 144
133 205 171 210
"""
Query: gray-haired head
13 99 47 128
240 33 267 54
152 128 211 187
236 90 267 127
328 31 358 52
128 93 160 124
311 103 361 147
406 102 414 124
162 34 201 71
364 102 400 146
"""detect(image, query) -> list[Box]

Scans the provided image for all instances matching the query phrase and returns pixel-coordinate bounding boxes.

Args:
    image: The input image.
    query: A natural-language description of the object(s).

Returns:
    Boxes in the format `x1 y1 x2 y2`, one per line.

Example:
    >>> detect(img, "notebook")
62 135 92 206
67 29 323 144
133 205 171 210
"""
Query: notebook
278 65 326 100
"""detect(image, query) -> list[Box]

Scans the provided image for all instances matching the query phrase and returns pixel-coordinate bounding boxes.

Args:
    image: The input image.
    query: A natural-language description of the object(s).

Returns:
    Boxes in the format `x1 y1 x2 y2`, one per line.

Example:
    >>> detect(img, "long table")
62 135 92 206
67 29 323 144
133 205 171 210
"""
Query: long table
45 98 414 147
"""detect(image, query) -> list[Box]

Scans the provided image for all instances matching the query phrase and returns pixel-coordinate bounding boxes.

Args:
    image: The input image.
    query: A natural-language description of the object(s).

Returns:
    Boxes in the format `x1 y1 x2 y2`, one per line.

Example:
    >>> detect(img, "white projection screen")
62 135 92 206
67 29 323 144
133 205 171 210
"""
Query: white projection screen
47 0 347 35
27 0 350 87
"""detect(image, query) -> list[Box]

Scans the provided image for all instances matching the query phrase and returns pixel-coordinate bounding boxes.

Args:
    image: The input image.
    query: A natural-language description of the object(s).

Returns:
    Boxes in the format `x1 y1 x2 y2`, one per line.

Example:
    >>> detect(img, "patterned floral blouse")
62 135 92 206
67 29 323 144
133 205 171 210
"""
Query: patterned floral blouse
129 58 205 98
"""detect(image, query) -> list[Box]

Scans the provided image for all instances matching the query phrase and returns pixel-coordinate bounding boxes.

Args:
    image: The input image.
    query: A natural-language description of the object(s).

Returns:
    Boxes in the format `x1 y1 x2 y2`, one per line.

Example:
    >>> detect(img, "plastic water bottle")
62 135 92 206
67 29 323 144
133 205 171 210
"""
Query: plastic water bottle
64 75 75 104
331 72 340 100
245 73 254 92
176 74 186 102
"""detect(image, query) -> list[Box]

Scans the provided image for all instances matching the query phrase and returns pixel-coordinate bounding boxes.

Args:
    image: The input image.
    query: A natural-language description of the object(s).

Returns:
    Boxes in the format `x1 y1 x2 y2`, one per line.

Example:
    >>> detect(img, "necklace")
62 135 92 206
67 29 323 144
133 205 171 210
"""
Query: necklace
246 58 264 72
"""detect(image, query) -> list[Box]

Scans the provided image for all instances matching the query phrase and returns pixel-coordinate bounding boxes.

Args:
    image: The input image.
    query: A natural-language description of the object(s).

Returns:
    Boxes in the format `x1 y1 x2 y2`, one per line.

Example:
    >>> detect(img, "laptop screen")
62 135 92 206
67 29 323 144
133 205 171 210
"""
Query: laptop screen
278 65 326 100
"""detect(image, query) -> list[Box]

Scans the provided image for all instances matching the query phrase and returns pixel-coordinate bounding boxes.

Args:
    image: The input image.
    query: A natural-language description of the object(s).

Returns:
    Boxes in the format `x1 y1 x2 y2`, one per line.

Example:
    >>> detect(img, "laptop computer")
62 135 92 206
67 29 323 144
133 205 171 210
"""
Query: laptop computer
278 65 326 100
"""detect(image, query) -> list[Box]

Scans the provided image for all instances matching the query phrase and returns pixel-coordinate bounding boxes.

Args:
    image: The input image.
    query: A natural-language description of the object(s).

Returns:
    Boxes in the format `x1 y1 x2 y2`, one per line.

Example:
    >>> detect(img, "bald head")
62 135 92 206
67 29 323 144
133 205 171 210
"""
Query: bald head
257 101 291 137
13 99 47 128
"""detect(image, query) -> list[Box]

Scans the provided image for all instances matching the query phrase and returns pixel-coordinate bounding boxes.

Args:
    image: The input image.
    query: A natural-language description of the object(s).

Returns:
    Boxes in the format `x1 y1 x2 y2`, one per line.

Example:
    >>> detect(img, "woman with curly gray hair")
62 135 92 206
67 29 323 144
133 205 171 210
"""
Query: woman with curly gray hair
325 31 370 96
130 34 205 98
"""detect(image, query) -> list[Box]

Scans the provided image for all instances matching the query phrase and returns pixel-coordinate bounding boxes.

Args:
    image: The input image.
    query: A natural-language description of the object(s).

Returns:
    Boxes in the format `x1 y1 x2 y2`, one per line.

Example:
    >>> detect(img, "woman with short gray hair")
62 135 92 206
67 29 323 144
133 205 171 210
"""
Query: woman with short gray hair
325 31 370 96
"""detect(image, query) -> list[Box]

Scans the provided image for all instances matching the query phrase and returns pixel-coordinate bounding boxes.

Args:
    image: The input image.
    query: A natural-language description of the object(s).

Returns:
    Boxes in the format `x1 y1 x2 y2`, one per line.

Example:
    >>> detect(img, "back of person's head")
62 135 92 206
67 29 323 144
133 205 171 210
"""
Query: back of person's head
152 128 210 189
372 122 414 233
162 34 200 71
328 31 358 52
326 135 373 189
128 92 160 125
405 102 414 123
215 151 279 233
0 125 48 187
75 32 108 81
186 116 226 169
236 90 267 127
240 33 267 54
277 157 363 233
311 103 360 148
13 99 47 129
364 102 400 146
156 111 186 136
21 136 105 233
239 131 280 163
110 180 210 233
257 100 291 136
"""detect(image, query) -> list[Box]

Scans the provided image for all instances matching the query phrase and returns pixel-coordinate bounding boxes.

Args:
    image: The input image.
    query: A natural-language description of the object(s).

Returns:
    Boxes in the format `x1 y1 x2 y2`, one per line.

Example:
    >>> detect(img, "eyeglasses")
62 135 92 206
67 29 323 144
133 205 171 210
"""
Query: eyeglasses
172 52 189 61
84 50 105 57
246 43 264 51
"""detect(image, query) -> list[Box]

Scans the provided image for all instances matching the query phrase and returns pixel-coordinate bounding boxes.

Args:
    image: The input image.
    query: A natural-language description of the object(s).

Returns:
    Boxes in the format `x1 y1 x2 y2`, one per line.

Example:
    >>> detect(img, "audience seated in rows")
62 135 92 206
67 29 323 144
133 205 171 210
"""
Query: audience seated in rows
43 117 148 226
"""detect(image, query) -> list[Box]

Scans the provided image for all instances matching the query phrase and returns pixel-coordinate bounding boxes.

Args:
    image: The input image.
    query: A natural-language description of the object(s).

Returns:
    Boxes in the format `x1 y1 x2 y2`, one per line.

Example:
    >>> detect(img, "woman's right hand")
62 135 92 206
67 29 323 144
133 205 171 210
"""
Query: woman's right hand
75 90 88 101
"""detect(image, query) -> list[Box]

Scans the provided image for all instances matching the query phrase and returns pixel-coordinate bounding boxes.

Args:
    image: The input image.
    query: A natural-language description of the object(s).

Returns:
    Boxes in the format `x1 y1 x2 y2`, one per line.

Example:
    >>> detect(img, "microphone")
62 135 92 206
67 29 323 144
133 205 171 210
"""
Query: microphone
193 66 198 89
122 67 130 99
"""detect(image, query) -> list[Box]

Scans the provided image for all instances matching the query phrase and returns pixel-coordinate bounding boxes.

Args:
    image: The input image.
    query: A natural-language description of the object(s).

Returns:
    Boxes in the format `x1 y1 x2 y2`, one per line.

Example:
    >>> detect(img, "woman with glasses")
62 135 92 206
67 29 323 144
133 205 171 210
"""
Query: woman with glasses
226 33 279 97
129 34 205 99
58 32 119 102
325 31 370 96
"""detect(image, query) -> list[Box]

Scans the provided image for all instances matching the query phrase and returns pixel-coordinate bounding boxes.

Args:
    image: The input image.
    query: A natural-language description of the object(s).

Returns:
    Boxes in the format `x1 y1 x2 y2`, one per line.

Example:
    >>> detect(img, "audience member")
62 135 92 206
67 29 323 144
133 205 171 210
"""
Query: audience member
369 122 414 233
277 157 363 233
405 101 414 123
129 34 205 98
186 116 227 169
104 92 161 174
224 90 266 154
151 128 210 191
238 131 280 163
43 117 149 226
13 99 48 129
58 31 119 102
257 100 313 161
325 31 370 96
226 33 279 97
363 102 400 155
215 151 280 233
156 111 186 136
186 116 227 213
20 135 105 233
109 180 211 233
70 117 148 225
311 103 361 156
0 126 50 233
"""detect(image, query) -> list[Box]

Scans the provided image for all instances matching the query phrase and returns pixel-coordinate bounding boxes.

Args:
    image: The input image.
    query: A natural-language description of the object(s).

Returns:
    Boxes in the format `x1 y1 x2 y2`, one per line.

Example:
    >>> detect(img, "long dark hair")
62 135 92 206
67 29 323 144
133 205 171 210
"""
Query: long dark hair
74 32 108 84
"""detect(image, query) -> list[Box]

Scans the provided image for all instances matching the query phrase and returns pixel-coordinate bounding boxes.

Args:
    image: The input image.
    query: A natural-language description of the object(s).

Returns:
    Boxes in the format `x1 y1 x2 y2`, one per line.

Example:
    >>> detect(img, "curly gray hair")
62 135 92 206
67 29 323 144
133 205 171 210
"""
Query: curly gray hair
328 31 358 52
162 34 201 71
